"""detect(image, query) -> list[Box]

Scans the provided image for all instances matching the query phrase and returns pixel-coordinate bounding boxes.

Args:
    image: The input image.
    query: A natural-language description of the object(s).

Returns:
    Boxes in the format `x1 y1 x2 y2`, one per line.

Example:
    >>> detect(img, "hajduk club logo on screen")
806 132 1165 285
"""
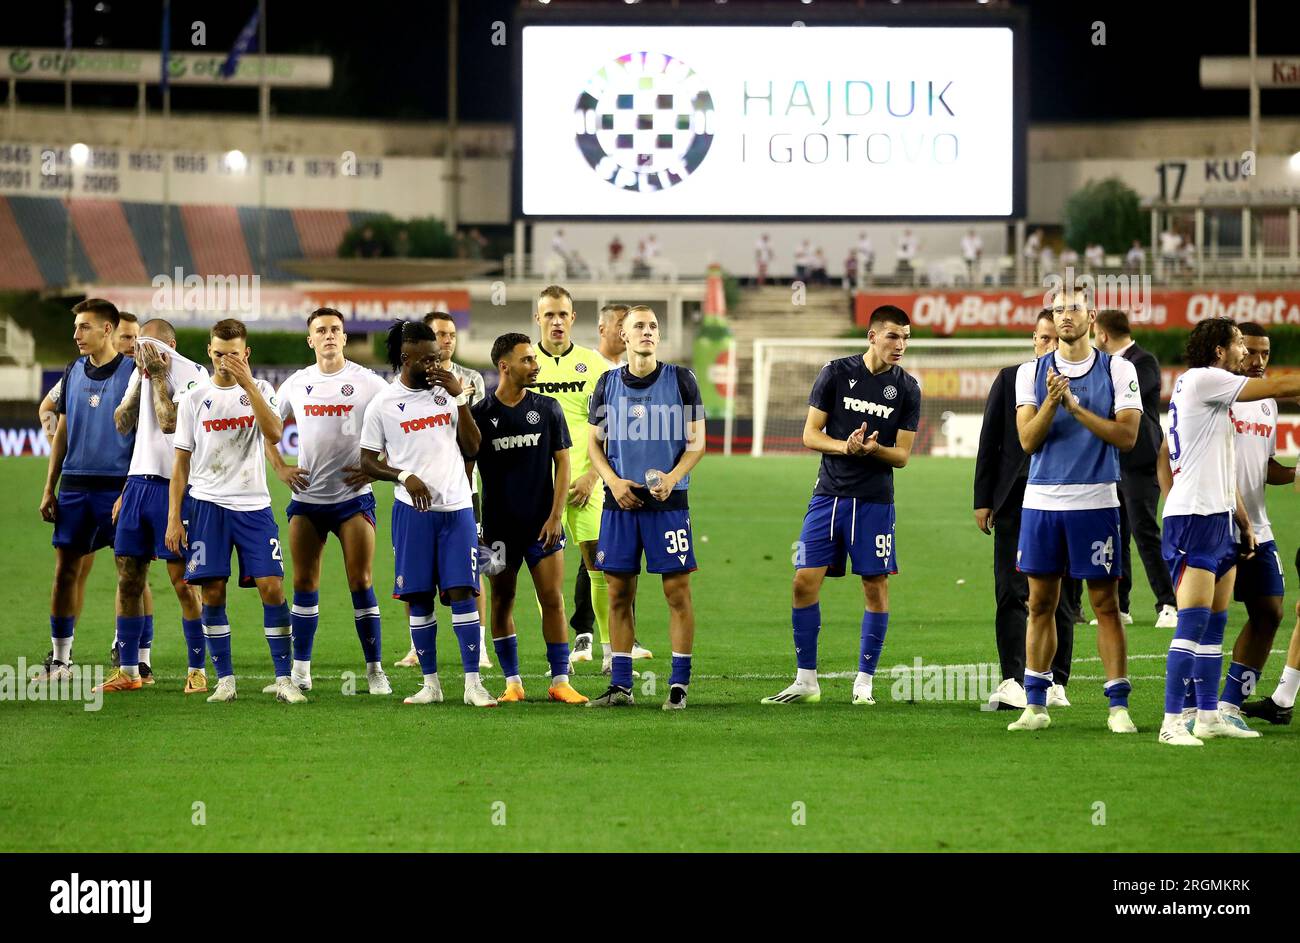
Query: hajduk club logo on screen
574 51 715 192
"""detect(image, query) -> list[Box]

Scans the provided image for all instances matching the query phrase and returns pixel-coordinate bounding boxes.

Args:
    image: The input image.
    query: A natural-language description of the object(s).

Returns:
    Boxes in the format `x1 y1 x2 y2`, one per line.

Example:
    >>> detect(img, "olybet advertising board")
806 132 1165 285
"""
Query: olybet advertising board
520 25 1017 218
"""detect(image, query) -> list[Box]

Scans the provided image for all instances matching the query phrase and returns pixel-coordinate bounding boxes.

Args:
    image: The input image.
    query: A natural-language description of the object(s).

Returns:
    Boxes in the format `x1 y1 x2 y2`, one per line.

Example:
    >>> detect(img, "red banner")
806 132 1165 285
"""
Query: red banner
855 289 1300 333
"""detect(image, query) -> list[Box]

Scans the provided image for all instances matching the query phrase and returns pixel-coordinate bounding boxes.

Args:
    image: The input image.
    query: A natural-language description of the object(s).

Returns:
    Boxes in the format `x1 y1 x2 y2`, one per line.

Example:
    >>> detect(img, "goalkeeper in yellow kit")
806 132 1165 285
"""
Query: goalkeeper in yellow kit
533 285 651 672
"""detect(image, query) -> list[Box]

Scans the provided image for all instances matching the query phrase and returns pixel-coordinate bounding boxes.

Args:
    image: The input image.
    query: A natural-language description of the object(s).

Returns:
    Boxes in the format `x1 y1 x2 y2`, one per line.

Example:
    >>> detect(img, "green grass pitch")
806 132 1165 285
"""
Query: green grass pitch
1 454 1296 852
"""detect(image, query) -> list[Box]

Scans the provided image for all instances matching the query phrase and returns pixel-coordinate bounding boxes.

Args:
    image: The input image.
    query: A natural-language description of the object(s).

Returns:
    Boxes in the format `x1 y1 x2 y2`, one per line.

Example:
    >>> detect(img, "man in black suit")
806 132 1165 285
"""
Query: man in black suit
973 310 1080 710
1094 309 1177 628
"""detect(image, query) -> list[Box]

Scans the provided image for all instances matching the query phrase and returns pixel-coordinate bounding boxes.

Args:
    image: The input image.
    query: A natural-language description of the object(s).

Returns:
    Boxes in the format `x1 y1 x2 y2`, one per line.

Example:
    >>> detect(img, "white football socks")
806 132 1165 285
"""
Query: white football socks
1273 666 1300 709
139 648 151 668
551 674 569 686
796 667 818 687
52 637 72 663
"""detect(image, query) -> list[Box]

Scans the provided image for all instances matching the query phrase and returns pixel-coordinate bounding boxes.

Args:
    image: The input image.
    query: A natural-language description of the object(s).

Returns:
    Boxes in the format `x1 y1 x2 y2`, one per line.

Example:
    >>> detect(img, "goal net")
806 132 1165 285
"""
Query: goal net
750 338 1037 458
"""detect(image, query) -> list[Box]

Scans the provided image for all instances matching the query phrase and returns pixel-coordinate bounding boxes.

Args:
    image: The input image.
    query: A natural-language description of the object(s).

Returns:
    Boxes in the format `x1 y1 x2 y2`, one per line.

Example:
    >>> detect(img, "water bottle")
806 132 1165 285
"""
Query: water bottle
645 468 665 493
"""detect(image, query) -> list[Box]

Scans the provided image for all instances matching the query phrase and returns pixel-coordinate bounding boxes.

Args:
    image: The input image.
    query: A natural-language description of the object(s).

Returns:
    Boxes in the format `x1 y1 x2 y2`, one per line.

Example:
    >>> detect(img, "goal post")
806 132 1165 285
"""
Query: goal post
750 337 1038 458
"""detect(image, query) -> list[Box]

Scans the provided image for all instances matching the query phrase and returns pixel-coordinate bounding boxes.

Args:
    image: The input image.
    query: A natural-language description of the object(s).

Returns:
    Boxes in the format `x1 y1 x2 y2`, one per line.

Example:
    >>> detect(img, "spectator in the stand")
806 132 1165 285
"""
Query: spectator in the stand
843 247 859 288
1023 228 1042 282
755 233 774 286
896 229 919 274
466 228 487 260
856 230 875 278
1085 242 1105 270
1059 244 1079 273
1180 237 1197 274
1159 226 1182 275
812 247 828 286
395 229 412 259
609 235 624 270
1125 240 1146 272
644 234 661 269
632 240 650 279
794 240 812 283
551 228 568 260
356 225 382 259
961 228 983 282
1039 243 1055 279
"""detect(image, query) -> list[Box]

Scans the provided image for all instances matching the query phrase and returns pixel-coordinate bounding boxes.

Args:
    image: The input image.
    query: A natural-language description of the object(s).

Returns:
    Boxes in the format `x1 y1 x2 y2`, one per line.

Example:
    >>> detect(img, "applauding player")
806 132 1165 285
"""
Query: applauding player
470 333 586 704
586 306 706 710
762 305 920 707
1008 287 1141 735
166 320 297 704
265 308 391 696
359 320 490 707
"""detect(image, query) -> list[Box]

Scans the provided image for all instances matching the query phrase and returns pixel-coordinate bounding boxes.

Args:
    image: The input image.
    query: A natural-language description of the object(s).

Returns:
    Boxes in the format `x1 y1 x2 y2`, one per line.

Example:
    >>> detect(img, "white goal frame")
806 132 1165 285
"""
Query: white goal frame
750 337 1033 457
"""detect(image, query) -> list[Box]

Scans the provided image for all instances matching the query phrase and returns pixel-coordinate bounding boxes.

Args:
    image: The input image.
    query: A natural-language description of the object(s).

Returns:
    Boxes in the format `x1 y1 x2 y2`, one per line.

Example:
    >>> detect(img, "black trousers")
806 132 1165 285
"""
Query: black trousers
570 564 595 636
993 503 1078 686
1118 469 1176 614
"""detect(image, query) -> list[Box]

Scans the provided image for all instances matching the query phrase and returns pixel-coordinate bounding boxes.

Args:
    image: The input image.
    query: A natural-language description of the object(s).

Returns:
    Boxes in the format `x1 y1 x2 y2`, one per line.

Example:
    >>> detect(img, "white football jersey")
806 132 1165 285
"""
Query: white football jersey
276 360 387 505
1163 367 1248 518
1230 397 1278 543
123 359 208 478
360 381 472 511
174 378 278 512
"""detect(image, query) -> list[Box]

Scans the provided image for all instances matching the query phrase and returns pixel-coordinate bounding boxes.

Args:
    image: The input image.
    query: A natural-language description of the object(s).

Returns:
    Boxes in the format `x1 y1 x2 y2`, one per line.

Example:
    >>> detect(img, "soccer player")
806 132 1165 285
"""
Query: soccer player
1215 323 1294 727
359 320 493 707
1243 610 1300 725
36 315 145 663
585 305 706 710
97 318 209 694
395 311 492 670
1004 287 1142 735
165 319 300 705
35 299 136 682
974 309 1080 710
1156 318 1300 745
469 332 586 704
761 305 920 708
265 308 392 696
564 302 651 670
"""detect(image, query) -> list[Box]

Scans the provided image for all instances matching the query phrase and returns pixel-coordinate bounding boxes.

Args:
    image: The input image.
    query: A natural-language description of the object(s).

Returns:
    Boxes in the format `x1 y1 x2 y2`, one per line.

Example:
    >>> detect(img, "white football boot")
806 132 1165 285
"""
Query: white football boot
274 676 308 704
1194 710 1261 739
987 678 1027 711
1107 707 1138 733
851 678 875 706
1007 706 1051 731
367 666 392 695
1090 612 1133 626
761 680 821 705
1046 684 1071 708
395 646 420 668
463 677 498 708
1159 717 1203 746
1154 604 1178 629
206 676 238 703
404 677 444 704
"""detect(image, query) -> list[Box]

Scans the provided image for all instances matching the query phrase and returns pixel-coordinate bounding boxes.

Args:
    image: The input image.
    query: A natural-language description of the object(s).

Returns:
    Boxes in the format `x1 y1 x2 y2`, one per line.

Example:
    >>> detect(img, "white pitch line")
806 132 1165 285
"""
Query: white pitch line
89 649 1293 686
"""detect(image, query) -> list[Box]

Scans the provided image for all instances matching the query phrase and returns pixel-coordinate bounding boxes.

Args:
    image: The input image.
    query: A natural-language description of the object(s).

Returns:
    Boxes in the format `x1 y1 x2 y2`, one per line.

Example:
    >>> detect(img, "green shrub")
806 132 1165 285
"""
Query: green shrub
1062 178 1146 254
338 214 456 259
174 329 313 367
